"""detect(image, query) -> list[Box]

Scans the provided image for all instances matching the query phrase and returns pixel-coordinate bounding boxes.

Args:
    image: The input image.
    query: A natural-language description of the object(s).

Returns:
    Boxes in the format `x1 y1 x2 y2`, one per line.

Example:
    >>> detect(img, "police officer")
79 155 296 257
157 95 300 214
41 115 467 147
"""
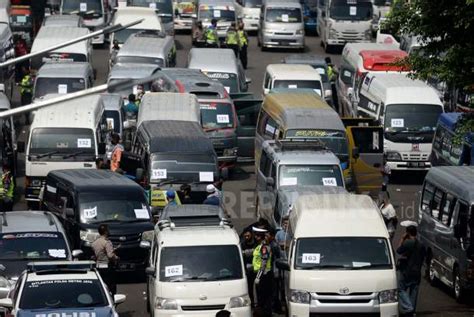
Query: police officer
0 165 14 212
92 224 119 295
19 68 35 124
253 227 273 317
225 22 240 57
205 18 219 48
237 21 248 69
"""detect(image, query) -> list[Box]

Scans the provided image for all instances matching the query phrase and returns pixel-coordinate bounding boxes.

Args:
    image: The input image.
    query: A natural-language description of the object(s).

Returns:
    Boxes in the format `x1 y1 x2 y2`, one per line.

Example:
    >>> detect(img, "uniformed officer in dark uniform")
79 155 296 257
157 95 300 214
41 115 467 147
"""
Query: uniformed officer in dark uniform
252 227 273 317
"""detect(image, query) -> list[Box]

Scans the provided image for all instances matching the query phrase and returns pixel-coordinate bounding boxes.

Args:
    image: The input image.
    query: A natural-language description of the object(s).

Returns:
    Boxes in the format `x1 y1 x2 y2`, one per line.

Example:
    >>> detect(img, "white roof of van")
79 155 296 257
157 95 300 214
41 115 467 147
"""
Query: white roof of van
158 226 240 247
343 43 399 54
117 34 173 59
36 62 91 78
365 73 443 106
188 48 239 74
113 7 162 31
266 64 322 81
31 94 103 129
137 92 200 127
31 26 90 55
291 194 387 238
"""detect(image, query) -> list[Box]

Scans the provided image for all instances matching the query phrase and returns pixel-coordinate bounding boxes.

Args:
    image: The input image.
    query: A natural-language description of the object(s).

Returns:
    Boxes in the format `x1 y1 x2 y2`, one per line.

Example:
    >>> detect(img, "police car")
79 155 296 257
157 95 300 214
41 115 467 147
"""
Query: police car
0 261 126 317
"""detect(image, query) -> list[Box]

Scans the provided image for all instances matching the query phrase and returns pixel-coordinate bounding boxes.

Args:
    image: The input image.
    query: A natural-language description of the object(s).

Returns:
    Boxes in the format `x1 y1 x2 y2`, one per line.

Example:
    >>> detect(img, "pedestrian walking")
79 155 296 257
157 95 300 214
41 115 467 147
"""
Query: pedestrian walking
0 165 14 212
252 227 273 317
203 184 221 206
91 224 119 295
204 19 219 48
241 228 257 306
397 222 426 317
266 228 283 314
237 21 248 69
379 194 398 241
110 134 124 173
225 22 240 57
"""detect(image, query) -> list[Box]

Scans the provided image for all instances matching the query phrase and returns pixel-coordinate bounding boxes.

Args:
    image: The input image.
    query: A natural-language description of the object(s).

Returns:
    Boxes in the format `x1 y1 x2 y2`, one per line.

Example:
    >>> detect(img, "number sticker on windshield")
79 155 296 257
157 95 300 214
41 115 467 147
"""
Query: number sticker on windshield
216 114 230 124
106 118 115 130
58 84 68 94
281 14 289 22
391 118 404 128
313 89 322 96
84 206 97 219
165 265 183 277
48 249 66 258
80 2 87 12
316 68 325 75
17 16 27 23
152 169 167 180
134 209 150 219
77 138 91 148
288 84 298 89
149 2 157 9
322 177 337 186
199 172 214 182
302 253 320 264
224 86 230 93
280 177 297 186
214 10 221 18
349 6 357 16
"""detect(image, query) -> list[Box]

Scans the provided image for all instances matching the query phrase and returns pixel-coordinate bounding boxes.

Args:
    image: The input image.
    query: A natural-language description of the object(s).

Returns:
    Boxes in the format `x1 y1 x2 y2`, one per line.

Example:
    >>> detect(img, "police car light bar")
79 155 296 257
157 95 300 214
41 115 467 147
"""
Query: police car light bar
27 261 96 273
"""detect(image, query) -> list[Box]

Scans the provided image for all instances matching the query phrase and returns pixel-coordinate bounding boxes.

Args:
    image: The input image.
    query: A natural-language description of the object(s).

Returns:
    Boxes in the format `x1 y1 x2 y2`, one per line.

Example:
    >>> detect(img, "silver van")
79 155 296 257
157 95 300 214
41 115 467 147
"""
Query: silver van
418 166 474 302
0 23 15 99
258 0 304 51
112 32 176 69
34 62 94 100
188 48 250 93
42 14 84 27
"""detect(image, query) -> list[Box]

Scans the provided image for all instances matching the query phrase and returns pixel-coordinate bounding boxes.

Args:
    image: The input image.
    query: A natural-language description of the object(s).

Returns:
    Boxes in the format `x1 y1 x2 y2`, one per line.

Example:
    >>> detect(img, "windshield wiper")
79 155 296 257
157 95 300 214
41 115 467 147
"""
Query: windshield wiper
92 219 123 224
350 263 392 270
63 151 89 159
35 151 60 159
299 264 350 270
205 276 235 281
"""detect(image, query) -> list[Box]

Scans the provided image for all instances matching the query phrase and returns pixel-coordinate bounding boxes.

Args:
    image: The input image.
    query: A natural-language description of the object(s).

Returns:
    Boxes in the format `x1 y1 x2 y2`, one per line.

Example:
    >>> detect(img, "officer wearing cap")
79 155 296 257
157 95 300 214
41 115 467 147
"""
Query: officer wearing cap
166 189 177 206
252 226 273 317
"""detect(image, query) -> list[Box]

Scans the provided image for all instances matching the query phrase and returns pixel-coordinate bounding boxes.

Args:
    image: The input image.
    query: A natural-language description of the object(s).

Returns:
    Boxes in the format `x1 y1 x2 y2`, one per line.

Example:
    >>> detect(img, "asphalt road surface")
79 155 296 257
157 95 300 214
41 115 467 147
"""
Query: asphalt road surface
11 32 474 317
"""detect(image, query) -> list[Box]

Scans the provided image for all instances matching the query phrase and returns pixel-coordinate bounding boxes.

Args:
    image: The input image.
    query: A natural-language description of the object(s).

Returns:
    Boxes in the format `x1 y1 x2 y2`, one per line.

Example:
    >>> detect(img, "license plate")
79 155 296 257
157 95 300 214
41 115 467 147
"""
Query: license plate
408 162 425 167
280 40 290 45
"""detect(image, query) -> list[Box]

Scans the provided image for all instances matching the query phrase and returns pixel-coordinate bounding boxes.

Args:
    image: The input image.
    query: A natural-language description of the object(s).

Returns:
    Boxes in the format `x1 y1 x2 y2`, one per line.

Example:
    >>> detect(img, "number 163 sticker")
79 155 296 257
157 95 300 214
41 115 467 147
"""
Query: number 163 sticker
302 253 320 264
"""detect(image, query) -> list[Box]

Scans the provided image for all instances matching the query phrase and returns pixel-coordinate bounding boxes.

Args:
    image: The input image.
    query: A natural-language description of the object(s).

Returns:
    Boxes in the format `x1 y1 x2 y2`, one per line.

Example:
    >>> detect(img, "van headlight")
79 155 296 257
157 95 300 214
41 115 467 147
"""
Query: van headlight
223 147 238 157
386 151 402 161
329 28 337 38
296 29 304 35
0 276 10 288
80 230 100 244
229 295 251 308
378 289 398 304
364 29 372 40
155 298 178 310
141 230 154 242
290 289 311 304
264 30 273 35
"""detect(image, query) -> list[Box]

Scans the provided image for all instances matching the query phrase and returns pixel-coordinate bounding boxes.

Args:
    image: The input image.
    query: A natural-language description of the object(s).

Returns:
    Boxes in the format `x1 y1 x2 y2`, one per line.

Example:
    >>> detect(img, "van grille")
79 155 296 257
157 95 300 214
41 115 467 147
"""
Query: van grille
275 32 293 36
311 314 379 317
181 305 226 311
311 292 376 305
401 153 429 161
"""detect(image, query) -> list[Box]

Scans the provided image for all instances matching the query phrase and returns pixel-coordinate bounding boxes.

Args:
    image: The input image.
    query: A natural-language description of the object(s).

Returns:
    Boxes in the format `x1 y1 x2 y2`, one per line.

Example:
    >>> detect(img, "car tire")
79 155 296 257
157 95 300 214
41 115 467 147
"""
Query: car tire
453 267 467 303
426 254 439 287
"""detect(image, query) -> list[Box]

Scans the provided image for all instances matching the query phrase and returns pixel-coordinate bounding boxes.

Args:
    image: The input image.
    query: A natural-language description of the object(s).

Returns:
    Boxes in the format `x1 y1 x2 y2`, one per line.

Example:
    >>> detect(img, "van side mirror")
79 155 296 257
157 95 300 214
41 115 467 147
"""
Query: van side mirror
276 259 290 271
72 249 83 259
245 77 252 84
98 142 106 155
454 223 467 240
352 147 360 159
347 87 354 99
124 140 132 152
17 141 25 153
322 11 326 18
266 177 275 187
114 294 127 305
263 88 270 95
65 207 74 218
145 266 156 277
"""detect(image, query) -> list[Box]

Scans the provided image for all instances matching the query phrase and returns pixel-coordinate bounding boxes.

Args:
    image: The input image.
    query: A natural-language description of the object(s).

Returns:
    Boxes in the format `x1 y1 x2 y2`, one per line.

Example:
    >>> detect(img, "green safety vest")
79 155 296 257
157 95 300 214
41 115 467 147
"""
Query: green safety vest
205 28 218 44
238 30 247 47
252 243 272 273
226 29 239 45
20 75 32 95
1 172 14 200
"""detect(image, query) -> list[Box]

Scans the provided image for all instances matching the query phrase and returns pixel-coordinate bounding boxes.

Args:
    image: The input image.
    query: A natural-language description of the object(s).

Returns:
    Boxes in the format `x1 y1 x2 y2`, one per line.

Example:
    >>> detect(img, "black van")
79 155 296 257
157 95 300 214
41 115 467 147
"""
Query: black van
42 169 154 271
125 120 219 209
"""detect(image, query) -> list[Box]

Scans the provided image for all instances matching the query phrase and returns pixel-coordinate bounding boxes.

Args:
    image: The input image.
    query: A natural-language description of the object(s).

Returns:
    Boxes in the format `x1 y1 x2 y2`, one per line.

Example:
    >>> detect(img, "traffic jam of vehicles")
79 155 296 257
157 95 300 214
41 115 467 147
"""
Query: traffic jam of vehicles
0 0 473 317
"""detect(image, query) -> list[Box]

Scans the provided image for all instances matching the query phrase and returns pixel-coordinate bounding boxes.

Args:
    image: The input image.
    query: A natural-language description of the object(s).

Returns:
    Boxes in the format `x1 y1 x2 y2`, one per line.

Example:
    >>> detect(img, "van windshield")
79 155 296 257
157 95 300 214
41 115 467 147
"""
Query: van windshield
285 130 349 165
242 0 262 8
204 72 239 93
266 7 302 23
34 77 86 99
329 1 372 21
130 0 173 15
273 80 323 96
200 102 235 129
295 237 392 270
114 28 149 44
199 7 236 22
116 56 164 67
29 128 95 160
151 153 216 183
159 245 243 282
62 0 103 17
279 165 343 187
0 232 69 261
384 104 443 143
79 192 150 224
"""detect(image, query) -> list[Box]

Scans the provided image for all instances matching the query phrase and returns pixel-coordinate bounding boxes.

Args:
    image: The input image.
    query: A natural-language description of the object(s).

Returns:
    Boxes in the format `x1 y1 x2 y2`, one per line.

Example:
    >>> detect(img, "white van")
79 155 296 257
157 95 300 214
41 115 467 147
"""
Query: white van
30 26 93 70
317 0 373 53
356 73 444 170
262 64 324 97
337 43 407 116
144 204 251 317
277 194 398 317
235 0 261 32
110 7 163 53
21 94 107 208
195 0 237 41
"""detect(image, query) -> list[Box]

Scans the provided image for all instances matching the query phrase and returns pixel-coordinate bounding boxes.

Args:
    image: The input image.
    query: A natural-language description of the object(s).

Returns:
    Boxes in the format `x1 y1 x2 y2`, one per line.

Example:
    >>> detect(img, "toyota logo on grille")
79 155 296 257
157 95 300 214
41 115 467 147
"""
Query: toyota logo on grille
119 236 127 241
339 287 350 295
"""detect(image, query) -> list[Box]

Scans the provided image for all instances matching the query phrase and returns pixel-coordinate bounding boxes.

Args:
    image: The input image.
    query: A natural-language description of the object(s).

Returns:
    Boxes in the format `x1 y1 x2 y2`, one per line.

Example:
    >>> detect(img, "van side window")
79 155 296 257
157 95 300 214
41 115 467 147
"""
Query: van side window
440 193 456 227
432 125 445 153
431 188 445 219
421 181 435 211
456 202 470 239
264 117 278 139
340 67 354 85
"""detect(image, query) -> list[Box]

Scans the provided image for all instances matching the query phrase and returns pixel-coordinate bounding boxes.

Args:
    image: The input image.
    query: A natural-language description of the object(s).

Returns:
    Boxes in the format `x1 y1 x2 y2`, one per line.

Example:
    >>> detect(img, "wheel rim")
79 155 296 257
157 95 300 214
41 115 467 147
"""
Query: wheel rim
429 258 436 282
454 271 461 299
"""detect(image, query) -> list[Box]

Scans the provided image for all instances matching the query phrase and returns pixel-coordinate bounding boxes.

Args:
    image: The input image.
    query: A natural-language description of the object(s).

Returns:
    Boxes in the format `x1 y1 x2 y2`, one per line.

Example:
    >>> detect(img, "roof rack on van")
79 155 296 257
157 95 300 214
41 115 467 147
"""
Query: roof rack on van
27 261 96 273
273 139 329 152
158 215 231 231
157 205 231 230
135 29 165 38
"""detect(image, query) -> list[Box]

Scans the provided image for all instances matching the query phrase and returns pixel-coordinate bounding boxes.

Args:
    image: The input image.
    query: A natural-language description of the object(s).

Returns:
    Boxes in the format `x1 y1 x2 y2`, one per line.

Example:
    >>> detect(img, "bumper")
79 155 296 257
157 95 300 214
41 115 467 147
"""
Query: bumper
289 301 398 317
262 35 304 48
153 306 251 317
81 242 148 271
387 161 431 171
175 19 193 30
326 38 371 46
